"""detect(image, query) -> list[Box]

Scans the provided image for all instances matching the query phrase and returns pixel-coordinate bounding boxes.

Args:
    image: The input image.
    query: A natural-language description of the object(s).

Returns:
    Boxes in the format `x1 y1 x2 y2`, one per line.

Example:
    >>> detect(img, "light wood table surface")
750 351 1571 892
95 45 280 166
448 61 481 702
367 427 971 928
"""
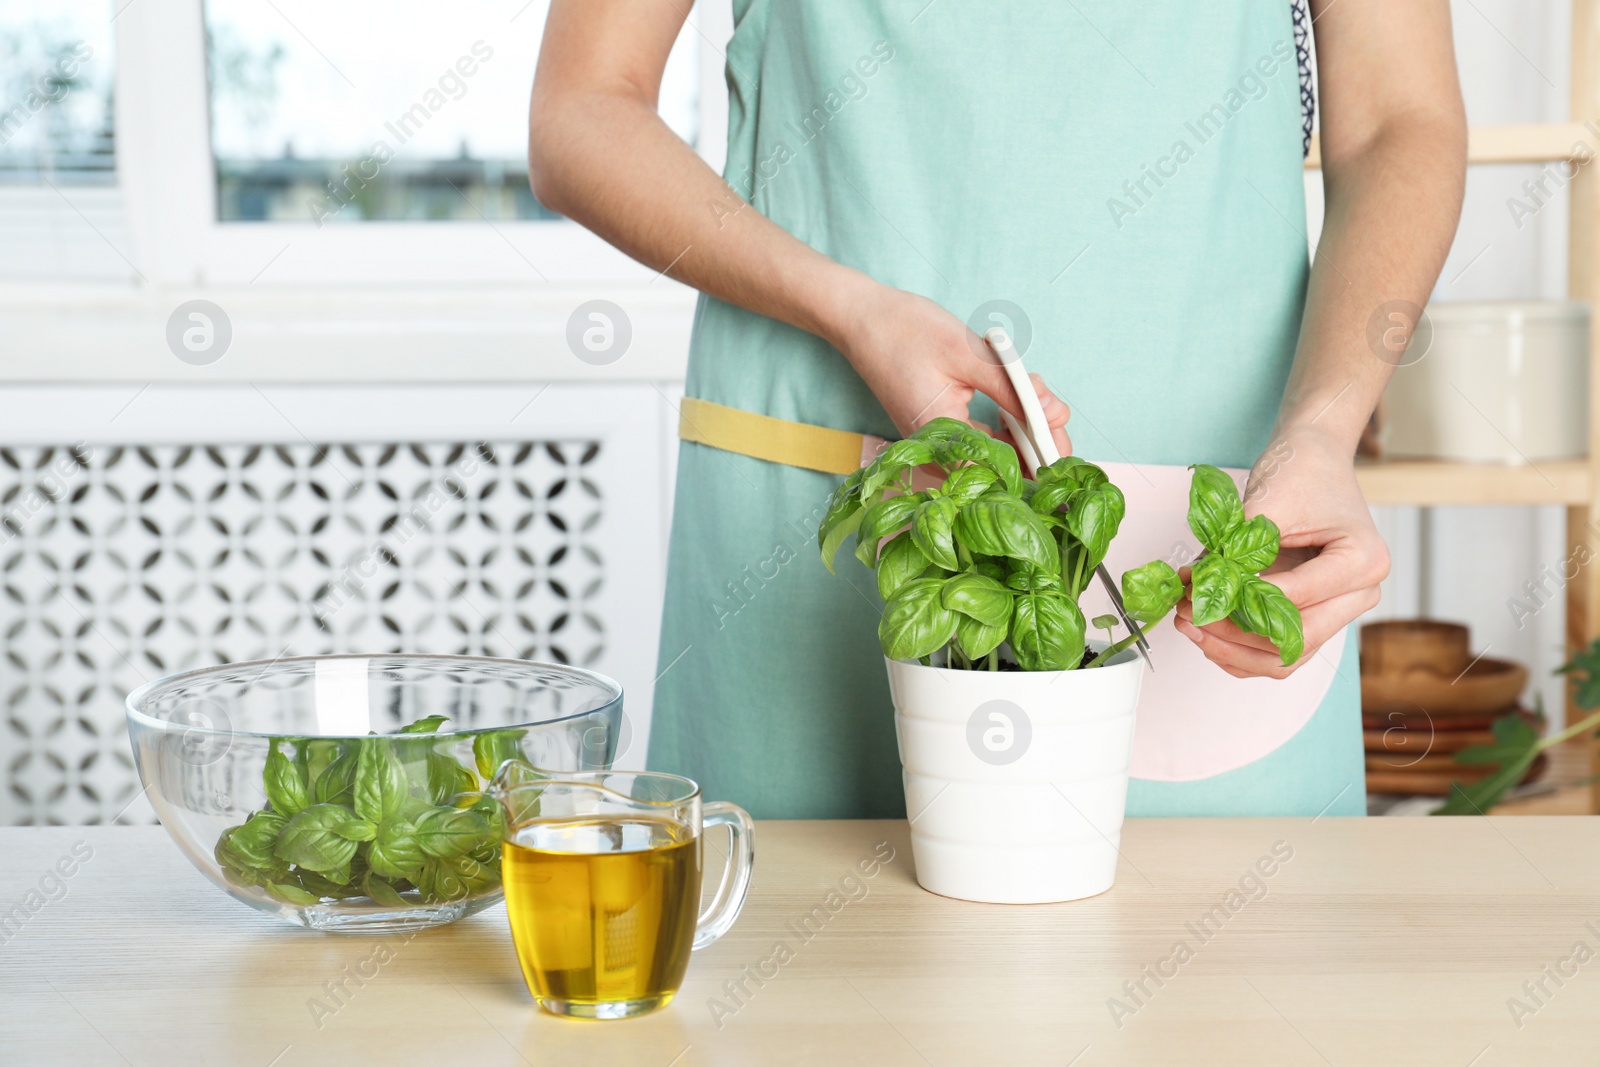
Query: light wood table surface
2 819 1597 1066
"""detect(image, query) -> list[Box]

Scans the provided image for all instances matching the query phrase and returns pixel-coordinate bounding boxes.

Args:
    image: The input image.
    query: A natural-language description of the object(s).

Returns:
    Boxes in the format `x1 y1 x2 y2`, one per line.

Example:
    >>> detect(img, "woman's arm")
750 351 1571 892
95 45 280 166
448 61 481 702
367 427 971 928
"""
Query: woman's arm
529 0 1069 446
1176 0 1467 677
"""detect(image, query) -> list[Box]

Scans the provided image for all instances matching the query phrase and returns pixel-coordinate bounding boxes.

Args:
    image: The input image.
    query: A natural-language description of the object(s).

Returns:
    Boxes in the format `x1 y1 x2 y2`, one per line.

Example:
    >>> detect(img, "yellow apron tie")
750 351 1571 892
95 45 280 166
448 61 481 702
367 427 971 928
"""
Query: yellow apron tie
677 396 879 475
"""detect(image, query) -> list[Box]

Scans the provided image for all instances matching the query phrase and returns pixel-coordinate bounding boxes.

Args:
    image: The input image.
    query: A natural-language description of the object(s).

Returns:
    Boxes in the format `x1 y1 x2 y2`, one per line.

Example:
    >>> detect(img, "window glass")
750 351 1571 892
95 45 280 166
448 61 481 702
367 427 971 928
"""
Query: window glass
0 0 115 184
204 0 699 222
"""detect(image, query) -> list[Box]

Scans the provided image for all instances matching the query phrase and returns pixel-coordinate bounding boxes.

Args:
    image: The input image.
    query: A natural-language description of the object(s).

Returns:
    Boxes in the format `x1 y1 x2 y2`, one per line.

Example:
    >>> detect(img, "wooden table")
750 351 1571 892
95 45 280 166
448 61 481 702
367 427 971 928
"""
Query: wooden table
3 819 1597 1066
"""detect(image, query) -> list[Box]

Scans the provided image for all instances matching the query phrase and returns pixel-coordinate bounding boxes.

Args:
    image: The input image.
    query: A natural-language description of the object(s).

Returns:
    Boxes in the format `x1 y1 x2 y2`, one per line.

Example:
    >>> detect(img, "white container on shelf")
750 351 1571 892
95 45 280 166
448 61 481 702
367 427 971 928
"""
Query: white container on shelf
1381 300 1589 464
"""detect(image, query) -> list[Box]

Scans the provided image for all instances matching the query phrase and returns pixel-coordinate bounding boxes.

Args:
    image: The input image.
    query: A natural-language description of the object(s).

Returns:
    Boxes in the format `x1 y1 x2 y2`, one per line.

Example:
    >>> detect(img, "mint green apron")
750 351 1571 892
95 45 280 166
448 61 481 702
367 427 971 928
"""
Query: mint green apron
647 1 1364 818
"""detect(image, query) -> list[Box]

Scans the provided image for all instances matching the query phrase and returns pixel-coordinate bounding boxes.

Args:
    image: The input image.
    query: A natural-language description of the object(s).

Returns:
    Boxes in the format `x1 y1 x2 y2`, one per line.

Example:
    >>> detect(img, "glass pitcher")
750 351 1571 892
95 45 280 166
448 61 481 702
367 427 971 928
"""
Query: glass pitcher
488 759 755 1019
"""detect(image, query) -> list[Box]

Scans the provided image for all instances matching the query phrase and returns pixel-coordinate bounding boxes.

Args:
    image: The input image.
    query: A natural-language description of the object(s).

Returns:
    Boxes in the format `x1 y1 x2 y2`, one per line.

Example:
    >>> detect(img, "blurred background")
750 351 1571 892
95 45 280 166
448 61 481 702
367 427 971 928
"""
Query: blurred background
0 0 1584 823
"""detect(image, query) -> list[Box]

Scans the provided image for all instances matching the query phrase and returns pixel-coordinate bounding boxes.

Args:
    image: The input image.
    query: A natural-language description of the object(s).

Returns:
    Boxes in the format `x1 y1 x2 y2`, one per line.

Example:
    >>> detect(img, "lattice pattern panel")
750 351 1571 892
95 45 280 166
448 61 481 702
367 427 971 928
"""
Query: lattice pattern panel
1 440 603 826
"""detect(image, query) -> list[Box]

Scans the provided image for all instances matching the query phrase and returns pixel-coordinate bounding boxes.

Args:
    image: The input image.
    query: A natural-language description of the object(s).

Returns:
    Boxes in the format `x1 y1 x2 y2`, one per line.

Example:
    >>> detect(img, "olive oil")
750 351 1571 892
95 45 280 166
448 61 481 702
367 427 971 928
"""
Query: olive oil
502 816 701 1014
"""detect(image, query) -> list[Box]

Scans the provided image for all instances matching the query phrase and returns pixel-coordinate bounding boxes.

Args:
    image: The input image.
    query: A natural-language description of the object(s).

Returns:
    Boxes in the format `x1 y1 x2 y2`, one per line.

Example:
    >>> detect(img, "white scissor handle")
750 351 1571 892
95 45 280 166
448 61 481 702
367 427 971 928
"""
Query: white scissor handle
984 327 1058 474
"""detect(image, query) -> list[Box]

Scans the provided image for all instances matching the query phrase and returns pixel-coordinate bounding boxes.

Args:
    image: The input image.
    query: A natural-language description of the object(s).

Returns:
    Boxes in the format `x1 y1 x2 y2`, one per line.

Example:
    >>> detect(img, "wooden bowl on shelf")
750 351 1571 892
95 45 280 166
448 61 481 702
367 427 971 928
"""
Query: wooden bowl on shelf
1360 655 1527 717
1365 752 1548 798
1359 619 1471 677
1363 707 1540 755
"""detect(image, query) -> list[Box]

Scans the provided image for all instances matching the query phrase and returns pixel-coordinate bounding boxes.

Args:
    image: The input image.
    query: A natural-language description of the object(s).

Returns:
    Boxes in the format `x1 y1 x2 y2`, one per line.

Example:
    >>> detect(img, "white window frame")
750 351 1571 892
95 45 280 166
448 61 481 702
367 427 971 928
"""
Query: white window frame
109 0 731 288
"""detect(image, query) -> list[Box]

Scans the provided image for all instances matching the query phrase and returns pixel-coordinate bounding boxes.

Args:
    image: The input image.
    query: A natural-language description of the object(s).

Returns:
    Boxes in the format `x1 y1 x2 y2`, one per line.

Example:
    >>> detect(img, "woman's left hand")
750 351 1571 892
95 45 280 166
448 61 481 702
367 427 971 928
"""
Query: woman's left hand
1173 428 1389 679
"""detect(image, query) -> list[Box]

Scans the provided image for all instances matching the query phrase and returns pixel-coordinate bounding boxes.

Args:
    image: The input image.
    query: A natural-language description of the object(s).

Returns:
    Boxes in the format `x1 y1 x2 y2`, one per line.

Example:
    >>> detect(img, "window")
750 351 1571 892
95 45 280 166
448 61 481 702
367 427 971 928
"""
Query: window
203 0 699 224
0 0 115 185
1 0 726 286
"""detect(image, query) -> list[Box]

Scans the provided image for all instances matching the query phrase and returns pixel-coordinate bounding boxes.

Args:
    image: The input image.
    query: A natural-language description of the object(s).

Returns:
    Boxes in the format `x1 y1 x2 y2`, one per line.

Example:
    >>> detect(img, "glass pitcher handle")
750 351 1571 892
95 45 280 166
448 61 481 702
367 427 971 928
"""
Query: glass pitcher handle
694 801 755 950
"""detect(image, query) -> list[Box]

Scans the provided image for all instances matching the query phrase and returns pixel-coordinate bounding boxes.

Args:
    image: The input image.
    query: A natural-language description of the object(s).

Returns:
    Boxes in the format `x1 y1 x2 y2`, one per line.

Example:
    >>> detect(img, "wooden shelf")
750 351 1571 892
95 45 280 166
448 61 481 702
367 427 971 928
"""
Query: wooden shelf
1355 458 1591 506
1307 122 1594 169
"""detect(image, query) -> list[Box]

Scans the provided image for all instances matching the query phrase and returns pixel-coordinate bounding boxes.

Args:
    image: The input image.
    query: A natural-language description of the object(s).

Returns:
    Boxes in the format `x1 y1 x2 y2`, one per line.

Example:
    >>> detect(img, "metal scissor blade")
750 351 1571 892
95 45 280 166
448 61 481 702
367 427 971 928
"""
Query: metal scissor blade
1097 563 1153 672
986 328 1154 672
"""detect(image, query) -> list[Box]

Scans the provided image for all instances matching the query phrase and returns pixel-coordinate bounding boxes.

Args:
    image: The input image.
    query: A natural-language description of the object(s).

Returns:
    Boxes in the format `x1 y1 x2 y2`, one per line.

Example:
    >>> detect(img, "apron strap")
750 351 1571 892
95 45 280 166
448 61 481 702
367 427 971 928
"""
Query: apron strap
677 396 888 475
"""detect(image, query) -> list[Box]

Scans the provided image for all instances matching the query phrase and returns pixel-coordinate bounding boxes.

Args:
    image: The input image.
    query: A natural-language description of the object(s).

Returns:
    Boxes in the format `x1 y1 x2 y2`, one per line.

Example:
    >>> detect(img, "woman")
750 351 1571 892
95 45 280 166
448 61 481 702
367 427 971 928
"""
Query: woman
529 1 1465 818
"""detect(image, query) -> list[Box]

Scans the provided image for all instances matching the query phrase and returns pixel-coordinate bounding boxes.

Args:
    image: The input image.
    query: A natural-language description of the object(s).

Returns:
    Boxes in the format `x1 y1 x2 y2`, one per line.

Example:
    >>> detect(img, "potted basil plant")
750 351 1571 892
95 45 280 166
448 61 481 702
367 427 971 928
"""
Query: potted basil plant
818 418 1303 903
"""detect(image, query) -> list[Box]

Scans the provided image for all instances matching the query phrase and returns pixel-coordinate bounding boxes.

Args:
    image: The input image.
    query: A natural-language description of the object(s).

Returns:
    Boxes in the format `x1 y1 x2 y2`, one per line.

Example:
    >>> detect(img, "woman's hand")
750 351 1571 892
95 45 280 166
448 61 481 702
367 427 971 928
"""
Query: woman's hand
1174 428 1389 679
827 281 1071 453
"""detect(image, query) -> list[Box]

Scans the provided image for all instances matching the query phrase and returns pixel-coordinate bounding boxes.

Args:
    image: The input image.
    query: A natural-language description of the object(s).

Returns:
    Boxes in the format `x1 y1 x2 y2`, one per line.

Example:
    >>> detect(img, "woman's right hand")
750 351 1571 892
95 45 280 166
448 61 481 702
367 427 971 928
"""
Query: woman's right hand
826 281 1072 454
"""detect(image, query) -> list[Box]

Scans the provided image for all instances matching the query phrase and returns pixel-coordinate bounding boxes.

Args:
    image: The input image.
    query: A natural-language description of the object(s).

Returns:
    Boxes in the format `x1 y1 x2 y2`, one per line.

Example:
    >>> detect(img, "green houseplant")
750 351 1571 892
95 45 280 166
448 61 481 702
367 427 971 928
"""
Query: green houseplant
818 417 1304 670
815 417 1304 904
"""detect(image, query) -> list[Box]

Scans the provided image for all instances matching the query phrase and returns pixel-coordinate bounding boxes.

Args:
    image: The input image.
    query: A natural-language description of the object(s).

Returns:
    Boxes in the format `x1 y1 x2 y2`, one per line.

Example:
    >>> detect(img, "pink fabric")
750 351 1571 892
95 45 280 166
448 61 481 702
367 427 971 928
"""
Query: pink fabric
1080 463 1345 781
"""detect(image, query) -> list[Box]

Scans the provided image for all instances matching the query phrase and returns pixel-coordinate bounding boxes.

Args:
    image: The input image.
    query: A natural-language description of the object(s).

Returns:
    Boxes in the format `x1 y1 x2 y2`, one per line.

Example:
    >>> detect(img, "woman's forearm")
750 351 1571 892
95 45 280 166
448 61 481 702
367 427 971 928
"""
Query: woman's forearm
1275 116 1467 454
529 82 869 348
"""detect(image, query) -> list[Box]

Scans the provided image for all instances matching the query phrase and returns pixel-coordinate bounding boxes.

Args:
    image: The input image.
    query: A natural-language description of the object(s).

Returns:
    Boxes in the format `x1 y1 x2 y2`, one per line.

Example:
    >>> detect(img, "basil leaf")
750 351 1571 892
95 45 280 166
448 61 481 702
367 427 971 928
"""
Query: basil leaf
1029 482 1075 515
397 714 450 734
1190 554 1245 627
312 749 357 808
954 493 1056 572
954 613 1009 660
1187 464 1244 550
1121 559 1184 626
472 728 527 780
354 739 409 825
427 751 479 806
1221 514 1280 571
1004 561 1060 593
1065 483 1125 572
304 739 341 788
416 852 501 905
861 439 935 501
1229 575 1304 665
855 493 925 568
273 804 365 873
878 577 959 662
982 437 1023 496
264 881 321 906
820 506 865 574
911 496 960 571
227 810 287 869
363 872 409 906
909 416 976 445
297 869 364 899
413 806 495 859
940 572 1012 627
876 531 932 602
367 819 427 882
1091 614 1119 630
216 818 293 889
1036 455 1108 492
940 465 999 507
1434 713 1543 815
1011 592 1085 671
263 742 310 817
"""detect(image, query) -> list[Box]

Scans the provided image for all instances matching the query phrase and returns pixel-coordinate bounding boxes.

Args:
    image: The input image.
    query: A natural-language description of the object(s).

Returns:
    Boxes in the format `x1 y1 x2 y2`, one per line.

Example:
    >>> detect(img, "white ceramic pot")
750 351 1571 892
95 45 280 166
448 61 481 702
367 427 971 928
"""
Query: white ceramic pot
885 646 1144 904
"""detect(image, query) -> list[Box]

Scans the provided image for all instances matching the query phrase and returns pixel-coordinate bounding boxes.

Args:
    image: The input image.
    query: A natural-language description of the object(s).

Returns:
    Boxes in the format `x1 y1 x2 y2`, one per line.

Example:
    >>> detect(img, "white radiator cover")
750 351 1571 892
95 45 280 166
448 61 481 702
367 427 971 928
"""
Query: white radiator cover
0 383 671 825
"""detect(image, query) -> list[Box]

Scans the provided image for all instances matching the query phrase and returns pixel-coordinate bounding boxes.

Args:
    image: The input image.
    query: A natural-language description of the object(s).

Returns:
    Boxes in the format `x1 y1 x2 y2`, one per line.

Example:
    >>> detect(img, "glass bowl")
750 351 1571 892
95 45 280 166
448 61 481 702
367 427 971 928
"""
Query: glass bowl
126 654 623 932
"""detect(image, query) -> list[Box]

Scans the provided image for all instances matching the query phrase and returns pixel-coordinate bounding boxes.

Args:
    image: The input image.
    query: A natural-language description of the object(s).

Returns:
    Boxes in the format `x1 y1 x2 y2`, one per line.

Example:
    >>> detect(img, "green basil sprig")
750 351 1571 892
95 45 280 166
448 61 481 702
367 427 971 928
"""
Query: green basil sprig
215 713 515 907
817 422 1304 670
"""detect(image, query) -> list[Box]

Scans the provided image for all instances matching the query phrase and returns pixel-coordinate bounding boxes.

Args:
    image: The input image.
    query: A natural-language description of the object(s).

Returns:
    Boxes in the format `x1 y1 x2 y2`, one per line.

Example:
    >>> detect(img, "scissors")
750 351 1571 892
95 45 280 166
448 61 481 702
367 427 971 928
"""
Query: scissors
985 327 1154 672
